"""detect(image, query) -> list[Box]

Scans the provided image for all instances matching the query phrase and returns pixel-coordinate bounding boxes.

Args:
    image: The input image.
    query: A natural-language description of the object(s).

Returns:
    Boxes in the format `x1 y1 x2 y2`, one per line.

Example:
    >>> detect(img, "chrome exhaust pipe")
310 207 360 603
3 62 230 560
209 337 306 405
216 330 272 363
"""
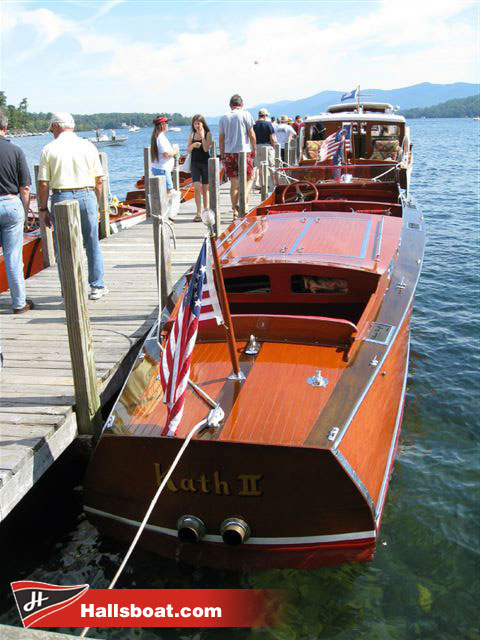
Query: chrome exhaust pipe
220 517 250 546
177 515 206 543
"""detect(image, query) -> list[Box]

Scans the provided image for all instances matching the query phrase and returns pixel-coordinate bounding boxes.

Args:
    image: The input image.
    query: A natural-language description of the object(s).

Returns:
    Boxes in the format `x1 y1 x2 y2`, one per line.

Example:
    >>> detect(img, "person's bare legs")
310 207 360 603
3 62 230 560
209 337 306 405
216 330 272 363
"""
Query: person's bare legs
193 182 202 220
202 183 209 210
230 176 239 217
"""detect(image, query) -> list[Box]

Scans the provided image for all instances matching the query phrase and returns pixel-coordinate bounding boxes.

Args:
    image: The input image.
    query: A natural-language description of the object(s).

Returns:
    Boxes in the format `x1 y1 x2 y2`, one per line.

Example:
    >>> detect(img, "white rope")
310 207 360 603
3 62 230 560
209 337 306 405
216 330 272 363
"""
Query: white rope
79 417 208 638
372 163 400 182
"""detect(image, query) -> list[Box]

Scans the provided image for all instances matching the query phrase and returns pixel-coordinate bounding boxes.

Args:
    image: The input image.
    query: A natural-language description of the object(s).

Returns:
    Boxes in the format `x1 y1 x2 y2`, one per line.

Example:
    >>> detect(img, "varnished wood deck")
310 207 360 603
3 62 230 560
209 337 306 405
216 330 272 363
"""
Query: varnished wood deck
0 183 261 520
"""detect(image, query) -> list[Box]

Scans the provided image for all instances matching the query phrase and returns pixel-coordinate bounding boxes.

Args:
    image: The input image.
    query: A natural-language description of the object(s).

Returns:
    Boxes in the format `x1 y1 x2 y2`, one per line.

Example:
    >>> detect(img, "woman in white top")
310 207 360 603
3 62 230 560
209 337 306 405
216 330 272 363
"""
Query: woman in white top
150 116 179 192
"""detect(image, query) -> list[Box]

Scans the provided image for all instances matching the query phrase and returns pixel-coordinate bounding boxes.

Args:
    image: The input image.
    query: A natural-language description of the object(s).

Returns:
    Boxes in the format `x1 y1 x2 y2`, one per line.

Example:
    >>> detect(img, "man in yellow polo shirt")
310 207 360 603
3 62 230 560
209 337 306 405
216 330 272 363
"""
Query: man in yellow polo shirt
38 112 108 300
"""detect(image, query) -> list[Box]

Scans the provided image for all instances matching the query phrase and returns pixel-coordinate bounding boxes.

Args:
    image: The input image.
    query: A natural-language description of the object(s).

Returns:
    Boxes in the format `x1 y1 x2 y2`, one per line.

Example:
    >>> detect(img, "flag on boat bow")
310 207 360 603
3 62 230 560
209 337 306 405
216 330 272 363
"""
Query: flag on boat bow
317 125 352 164
160 238 223 436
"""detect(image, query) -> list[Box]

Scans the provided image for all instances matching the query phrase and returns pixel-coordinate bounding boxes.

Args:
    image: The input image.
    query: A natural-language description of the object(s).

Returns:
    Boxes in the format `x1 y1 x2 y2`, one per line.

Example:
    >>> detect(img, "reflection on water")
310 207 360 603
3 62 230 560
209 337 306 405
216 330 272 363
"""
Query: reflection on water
2 119 479 639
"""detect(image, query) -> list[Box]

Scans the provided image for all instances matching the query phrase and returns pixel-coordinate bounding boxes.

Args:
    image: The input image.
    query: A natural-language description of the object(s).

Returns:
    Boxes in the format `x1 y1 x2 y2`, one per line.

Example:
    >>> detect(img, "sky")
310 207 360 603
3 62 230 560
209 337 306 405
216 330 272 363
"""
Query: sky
1 0 479 117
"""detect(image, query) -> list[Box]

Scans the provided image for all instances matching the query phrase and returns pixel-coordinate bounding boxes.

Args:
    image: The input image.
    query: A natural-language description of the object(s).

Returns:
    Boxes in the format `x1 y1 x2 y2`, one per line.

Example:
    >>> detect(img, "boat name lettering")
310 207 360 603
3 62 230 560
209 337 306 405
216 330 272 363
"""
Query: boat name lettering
153 464 263 496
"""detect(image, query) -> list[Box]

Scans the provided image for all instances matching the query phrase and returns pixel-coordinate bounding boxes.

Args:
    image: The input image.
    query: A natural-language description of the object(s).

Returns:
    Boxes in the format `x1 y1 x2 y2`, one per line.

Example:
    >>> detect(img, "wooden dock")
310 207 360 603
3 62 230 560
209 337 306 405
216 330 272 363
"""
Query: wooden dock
0 182 261 521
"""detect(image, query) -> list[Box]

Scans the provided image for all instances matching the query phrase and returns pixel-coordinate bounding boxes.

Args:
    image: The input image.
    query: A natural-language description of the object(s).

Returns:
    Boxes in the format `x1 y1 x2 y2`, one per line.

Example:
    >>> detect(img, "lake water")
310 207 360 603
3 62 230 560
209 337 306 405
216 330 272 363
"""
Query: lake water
1 120 479 639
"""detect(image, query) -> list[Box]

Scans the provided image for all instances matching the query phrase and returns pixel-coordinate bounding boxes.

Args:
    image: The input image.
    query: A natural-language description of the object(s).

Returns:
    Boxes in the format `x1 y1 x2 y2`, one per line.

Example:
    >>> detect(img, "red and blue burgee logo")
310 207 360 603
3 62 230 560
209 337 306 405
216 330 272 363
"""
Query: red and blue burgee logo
11 581 89 628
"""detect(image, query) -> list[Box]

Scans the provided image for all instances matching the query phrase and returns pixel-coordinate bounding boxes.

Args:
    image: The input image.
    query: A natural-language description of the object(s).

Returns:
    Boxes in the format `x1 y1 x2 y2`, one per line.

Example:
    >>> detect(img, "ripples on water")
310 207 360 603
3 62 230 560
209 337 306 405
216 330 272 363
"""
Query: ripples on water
1 120 479 639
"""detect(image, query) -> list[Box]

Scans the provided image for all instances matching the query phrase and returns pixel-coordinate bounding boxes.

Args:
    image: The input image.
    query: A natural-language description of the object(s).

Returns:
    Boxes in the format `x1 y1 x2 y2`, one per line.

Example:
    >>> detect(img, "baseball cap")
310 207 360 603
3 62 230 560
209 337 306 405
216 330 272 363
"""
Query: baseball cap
258 108 269 116
153 115 171 125
49 112 75 130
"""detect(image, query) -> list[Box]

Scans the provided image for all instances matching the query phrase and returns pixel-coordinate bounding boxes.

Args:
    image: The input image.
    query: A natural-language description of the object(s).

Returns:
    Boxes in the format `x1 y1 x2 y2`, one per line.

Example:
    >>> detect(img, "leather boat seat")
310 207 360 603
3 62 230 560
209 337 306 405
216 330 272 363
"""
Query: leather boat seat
370 139 400 161
304 140 324 161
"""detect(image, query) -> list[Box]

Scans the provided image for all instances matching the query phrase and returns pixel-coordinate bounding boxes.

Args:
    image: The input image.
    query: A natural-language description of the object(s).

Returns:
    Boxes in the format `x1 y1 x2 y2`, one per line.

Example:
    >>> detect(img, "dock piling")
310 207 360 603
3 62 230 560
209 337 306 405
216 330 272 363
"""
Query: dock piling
149 175 172 310
172 154 180 191
98 152 111 239
144 147 152 217
34 165 55 267
54 200 101 435
238 151 247 217
208 157 221 237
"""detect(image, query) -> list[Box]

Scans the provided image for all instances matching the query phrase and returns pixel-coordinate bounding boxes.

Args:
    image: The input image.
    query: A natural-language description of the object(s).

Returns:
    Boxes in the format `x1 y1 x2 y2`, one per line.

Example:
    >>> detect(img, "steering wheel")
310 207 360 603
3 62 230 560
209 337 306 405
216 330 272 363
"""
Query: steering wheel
281 181 318 204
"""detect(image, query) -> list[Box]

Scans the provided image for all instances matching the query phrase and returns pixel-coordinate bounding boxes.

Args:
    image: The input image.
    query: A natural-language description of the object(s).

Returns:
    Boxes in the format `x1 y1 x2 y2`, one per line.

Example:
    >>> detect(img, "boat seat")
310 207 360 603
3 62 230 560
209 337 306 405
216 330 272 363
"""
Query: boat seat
369 139 400 161
304 140 324 161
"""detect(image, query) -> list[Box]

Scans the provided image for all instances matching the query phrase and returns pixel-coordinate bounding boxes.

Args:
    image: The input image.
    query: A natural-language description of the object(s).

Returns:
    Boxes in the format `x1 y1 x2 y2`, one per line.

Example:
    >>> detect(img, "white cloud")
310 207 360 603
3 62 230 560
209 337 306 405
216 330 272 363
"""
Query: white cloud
2 0 478 113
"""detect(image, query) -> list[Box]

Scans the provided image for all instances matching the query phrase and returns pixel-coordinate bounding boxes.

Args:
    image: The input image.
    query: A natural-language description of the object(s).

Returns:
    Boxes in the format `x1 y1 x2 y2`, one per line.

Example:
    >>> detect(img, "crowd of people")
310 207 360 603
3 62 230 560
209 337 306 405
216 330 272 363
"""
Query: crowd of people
0 97 305 315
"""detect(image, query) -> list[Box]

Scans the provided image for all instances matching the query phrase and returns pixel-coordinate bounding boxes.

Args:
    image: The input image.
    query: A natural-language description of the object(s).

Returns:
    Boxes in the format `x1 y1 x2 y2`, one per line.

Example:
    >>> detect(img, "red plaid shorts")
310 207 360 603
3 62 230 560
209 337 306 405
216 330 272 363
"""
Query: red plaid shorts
223 152 254 179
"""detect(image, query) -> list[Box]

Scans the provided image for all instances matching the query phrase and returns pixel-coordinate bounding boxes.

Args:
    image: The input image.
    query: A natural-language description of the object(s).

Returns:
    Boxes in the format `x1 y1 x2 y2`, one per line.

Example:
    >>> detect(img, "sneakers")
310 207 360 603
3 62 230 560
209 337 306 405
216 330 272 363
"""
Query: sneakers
13 299 34 314
89 287 109 300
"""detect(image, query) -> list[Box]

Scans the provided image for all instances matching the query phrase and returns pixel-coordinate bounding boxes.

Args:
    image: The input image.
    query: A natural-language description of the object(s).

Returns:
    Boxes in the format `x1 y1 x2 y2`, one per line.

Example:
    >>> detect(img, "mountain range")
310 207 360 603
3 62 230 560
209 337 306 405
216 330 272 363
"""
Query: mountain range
207 83 479 122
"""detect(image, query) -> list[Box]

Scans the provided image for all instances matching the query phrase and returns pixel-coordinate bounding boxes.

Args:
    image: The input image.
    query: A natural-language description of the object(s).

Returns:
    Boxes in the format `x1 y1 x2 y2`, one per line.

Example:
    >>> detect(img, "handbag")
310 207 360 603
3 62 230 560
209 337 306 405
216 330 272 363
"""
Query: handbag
181 153 192 173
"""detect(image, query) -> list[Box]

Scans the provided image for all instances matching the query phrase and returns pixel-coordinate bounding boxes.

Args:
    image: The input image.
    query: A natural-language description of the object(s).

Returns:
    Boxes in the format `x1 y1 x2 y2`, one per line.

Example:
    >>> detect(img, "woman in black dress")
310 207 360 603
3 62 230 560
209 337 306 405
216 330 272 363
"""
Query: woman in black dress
187 114 212 221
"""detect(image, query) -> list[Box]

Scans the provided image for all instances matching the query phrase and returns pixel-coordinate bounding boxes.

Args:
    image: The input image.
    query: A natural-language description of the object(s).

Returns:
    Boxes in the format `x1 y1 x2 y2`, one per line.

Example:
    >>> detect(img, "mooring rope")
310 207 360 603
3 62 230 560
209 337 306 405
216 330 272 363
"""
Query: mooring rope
79 417 208 638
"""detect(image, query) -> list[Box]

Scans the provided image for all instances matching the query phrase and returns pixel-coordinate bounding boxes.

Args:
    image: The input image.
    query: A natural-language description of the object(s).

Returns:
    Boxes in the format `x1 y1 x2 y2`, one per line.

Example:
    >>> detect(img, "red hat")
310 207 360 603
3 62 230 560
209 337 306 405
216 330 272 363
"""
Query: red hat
153 115 171 125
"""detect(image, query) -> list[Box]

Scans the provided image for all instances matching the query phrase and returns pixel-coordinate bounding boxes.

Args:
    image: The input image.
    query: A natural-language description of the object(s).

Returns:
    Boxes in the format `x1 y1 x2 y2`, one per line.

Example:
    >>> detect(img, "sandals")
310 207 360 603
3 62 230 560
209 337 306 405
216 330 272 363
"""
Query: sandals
193 214 202 222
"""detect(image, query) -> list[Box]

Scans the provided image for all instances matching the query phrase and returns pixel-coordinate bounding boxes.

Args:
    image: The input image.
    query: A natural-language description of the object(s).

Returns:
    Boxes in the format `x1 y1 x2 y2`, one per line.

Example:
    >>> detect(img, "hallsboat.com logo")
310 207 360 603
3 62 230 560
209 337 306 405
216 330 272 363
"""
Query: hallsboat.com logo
11 581 90 628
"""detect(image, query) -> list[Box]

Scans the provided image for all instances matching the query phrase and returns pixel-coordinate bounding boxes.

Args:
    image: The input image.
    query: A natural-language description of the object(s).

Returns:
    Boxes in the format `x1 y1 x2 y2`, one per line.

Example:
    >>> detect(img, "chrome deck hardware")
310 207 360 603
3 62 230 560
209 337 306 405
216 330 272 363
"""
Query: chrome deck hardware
327 427 340 441
244 334 261 356
396 277 407 292
207 404 225 428
307 370 329 387
370 355 379 367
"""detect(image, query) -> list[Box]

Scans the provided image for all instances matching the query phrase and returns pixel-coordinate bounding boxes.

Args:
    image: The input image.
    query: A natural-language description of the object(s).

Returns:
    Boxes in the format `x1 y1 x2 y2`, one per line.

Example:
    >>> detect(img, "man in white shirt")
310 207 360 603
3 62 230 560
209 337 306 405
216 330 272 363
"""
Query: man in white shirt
219 94 256 218
37 112 108 300
276 115 296 162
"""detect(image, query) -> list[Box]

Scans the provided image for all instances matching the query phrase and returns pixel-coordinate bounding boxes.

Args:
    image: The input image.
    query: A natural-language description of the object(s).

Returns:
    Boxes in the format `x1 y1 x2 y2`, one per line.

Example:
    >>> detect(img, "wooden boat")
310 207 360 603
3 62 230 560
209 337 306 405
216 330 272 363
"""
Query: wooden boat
299 101 413 192
83 147 425 569
130 158 226 206
0 198 146 293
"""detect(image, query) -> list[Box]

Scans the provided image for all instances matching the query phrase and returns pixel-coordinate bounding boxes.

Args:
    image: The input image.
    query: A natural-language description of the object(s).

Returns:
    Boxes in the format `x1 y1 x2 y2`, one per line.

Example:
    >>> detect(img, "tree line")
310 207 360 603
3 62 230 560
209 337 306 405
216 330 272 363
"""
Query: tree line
0 92 191 132
400 94 480 119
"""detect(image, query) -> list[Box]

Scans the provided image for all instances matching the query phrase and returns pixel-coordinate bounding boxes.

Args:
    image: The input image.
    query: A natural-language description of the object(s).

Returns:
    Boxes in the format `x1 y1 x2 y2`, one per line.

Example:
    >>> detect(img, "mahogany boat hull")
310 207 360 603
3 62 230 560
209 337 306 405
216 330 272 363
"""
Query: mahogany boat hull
84 164 424 571
0 232 43 294
84 302 413 570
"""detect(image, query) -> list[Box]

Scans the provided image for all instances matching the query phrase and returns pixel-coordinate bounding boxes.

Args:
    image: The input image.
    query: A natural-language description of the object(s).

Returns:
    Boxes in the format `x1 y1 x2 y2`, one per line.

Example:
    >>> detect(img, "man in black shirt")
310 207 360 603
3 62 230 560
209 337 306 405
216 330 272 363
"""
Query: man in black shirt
253 108 276 191
0 109 34 313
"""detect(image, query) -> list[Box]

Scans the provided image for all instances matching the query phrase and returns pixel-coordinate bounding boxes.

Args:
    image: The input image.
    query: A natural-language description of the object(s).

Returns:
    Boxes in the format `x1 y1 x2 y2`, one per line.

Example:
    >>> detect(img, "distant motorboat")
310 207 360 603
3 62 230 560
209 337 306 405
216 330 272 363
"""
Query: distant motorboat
87 131 128 147
128 125 140 132
169 126 181 132
473 116 480 121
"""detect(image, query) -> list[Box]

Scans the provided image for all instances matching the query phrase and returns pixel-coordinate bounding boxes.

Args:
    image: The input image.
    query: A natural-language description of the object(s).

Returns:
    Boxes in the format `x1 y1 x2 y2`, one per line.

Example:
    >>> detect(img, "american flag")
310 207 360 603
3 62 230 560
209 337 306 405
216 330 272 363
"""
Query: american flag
341 87 359 102
160 238 223 436
317 125 352 164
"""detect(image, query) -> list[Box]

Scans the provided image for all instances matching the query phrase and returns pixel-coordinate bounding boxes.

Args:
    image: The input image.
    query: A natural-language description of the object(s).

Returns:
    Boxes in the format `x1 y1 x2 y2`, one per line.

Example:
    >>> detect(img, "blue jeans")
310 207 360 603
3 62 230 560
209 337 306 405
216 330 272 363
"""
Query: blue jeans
152 167 173 190
0 196 26 309
50 189 105 289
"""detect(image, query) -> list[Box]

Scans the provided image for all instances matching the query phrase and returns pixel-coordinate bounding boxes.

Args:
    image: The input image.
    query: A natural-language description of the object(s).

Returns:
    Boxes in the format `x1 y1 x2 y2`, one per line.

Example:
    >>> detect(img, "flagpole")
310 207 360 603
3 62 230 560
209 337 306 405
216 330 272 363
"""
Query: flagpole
202 211 243 379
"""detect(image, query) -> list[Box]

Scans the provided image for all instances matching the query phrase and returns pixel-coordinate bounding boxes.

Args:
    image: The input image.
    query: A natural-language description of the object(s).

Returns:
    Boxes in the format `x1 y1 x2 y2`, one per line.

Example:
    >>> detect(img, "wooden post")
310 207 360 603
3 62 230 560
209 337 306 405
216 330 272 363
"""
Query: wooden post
34 165 55 267
210 139 217 158
289 137 297 166
238 151 247 217
149 175 172 310
144 147 152 217
172 154 180 191
54 200 101 435
274 143 281 169
258 145 268 195
261 162 268 201
208 157 221 237
98 152 110 239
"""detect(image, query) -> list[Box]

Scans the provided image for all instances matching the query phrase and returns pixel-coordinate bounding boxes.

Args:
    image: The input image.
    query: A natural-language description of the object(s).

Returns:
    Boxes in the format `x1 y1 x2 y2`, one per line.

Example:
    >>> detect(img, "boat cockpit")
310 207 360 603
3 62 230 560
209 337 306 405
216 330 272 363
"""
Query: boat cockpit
299 103 410 170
